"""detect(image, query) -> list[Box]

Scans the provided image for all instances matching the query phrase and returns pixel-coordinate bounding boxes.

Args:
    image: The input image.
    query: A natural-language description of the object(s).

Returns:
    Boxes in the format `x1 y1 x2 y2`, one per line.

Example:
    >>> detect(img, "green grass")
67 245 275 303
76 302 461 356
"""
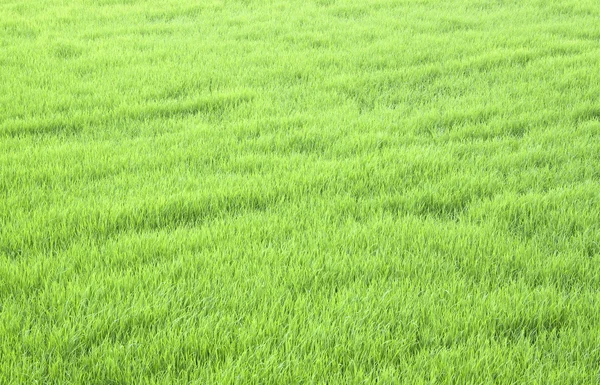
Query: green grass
1 0 600 383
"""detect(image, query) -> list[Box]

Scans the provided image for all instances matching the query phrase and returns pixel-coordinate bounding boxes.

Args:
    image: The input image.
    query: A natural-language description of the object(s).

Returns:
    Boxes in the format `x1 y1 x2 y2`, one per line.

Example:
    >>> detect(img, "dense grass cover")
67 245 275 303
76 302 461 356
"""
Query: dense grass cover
1 0 600 383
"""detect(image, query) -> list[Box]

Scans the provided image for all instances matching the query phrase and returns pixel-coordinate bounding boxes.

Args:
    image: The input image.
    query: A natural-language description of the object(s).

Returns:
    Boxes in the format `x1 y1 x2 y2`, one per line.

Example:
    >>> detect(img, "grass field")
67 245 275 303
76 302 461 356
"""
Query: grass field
1 0 600 383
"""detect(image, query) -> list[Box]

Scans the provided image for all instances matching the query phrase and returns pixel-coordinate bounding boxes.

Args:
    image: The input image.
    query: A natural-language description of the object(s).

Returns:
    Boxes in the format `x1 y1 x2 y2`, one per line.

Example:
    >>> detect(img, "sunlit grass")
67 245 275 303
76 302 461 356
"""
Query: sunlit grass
1 0 600 383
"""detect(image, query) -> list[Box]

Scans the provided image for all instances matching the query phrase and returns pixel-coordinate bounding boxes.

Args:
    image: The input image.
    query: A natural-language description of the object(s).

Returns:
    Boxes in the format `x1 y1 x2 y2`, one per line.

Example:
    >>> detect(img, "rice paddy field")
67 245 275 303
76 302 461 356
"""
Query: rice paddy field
1 0 600 383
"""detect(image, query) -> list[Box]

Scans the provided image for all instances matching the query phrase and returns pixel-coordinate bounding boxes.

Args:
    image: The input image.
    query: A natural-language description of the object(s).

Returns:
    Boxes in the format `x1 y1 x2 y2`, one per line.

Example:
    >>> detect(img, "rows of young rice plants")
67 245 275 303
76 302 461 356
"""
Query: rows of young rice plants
1 0 600 383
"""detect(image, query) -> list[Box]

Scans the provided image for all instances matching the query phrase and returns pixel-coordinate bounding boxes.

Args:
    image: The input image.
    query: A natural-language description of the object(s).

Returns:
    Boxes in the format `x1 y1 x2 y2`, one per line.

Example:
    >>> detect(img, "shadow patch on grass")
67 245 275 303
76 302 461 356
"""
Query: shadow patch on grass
121 92 254 122
1 21 39 39
381 193 473 222
572 105 600 124
493 310 567 343
0 118 85 138
0 92 254 138
436 17 479 33
331 6 369 20
584 240 599 259
1 189 273 258
52 43 83 60
145 5 205 23
275 133 327 155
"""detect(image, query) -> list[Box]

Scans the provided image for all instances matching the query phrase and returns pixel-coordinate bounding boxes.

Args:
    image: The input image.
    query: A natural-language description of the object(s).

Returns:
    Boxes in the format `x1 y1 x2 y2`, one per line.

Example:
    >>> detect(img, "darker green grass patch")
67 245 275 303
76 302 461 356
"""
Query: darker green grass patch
0 92 254 138
125 92 255 122
493 308 568 344
0 117 85 138
572 105 600 124
1 188 273 257
380 189 481 222
330 5 370 20
145 5 205 23
52 43 83 60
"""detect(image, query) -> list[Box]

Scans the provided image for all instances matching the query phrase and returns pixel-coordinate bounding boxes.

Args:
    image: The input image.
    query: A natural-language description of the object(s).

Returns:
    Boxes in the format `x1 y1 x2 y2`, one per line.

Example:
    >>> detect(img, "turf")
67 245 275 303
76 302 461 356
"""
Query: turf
1 0 600 383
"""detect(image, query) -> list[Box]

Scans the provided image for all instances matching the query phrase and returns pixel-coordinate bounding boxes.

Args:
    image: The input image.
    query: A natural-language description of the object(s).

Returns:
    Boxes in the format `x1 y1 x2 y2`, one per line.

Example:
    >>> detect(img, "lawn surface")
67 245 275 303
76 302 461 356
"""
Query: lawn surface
1 0 600 383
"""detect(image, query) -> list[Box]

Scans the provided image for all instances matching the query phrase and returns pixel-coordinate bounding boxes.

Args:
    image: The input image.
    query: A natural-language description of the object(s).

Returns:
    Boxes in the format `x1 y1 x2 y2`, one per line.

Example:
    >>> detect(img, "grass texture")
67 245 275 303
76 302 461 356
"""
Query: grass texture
1 0 600 383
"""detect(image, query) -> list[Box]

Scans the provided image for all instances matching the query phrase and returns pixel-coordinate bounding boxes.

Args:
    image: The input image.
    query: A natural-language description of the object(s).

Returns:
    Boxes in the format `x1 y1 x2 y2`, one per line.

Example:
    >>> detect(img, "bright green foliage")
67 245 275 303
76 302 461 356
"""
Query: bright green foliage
1 0 600 383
